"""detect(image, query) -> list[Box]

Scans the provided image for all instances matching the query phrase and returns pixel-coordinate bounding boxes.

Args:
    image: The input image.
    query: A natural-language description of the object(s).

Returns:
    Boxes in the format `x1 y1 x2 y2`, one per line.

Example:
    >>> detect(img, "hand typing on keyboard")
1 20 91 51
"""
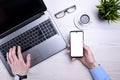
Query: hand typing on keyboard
6 46 31 76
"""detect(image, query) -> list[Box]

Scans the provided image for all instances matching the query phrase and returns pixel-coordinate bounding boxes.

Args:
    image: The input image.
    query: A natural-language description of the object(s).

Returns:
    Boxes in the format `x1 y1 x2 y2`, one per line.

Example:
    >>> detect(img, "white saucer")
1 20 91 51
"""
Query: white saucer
73 12 92 30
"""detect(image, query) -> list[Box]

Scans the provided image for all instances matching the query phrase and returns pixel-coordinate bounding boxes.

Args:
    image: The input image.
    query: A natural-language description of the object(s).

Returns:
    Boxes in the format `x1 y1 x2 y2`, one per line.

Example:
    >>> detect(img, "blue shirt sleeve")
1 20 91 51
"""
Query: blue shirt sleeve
89 65 111 80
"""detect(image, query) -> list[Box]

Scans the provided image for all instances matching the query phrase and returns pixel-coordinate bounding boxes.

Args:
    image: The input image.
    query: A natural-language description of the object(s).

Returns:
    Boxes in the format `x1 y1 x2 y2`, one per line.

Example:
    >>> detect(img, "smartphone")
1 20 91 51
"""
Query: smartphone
70 31 84 57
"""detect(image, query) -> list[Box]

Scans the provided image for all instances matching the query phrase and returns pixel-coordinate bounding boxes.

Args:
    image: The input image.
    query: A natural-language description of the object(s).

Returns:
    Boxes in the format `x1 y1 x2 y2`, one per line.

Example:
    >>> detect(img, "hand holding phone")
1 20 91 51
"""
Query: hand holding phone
70 31 84 57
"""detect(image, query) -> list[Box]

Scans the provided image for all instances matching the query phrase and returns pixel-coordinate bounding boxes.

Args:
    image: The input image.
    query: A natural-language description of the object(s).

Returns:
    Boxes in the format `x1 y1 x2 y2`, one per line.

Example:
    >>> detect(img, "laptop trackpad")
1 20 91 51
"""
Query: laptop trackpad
23 35 66 67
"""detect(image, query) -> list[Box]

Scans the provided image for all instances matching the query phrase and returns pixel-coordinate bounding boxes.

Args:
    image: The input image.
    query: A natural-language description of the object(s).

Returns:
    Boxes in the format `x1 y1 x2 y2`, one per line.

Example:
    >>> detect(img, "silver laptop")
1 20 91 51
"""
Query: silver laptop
0 0 66 76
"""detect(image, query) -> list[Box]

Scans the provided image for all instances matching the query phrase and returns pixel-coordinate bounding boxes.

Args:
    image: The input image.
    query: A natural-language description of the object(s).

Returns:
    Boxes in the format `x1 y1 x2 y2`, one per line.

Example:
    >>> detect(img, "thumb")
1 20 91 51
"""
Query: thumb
26 54 31 68
71 58 77 62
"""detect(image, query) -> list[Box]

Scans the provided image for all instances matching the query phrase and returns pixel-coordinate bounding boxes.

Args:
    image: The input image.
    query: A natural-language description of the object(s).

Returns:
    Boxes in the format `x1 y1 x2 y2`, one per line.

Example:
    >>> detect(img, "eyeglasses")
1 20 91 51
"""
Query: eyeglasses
55 5 76 19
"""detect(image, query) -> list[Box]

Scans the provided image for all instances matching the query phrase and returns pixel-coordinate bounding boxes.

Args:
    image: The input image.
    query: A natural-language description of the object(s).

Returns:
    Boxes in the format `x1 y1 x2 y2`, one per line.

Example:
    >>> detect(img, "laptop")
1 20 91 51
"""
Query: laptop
0 0 66 76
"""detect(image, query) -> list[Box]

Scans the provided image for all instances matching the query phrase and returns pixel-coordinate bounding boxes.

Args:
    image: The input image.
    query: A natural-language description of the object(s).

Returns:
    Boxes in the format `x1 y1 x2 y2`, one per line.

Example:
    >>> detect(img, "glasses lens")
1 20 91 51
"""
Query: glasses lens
67 5 76 13
55 11 65 19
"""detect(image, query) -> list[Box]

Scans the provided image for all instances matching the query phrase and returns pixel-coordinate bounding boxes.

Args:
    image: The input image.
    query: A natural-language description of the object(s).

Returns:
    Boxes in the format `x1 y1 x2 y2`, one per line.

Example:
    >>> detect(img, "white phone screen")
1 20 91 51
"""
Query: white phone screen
70 31 83 57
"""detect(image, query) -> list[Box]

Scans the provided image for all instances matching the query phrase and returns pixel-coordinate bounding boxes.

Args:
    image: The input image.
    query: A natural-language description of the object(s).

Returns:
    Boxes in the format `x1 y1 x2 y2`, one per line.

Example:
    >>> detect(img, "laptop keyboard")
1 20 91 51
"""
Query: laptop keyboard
0 19 57 59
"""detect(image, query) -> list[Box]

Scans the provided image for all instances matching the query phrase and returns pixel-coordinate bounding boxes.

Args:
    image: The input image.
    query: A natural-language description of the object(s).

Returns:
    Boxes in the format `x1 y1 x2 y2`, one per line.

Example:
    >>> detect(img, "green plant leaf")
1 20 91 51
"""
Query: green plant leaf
96 0 120 23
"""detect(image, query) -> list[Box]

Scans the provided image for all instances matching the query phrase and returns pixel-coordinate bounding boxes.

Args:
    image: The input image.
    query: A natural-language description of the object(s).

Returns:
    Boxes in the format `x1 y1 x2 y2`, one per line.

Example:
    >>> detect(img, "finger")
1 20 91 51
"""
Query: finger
11 46 18 61
66 50 70 54
6 52 11 65
26 54 31 68
18 46 24 61
8 48 14 64
83 44 90 55
67 44 70 48
84 44 91 51
83 44 87 47
67 44 70 50
71 58 77 62
83 44 88 50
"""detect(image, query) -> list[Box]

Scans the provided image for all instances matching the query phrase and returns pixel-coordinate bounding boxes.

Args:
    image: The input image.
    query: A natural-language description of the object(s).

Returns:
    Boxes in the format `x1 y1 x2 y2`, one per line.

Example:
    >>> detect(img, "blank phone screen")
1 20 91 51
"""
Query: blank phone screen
70 31 83 57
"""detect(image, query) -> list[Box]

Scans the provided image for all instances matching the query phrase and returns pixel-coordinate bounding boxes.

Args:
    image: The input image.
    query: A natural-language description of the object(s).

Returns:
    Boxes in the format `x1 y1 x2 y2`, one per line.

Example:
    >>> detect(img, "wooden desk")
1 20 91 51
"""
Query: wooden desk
0 0 120 80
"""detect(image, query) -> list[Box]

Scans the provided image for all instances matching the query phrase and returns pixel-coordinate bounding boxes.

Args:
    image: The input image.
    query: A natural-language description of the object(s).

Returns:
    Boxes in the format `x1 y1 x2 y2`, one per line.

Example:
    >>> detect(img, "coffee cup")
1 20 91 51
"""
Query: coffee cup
79 14 90 24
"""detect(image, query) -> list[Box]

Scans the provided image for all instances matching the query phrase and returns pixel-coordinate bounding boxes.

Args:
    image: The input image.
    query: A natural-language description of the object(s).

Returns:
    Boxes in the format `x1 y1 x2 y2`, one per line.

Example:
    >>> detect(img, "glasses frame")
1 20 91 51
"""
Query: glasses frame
55 5 76 19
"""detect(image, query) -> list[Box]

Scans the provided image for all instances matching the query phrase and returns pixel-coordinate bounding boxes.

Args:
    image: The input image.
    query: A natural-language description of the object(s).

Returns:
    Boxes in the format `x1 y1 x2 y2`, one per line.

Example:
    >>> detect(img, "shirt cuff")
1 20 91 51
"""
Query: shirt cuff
89 65 110 80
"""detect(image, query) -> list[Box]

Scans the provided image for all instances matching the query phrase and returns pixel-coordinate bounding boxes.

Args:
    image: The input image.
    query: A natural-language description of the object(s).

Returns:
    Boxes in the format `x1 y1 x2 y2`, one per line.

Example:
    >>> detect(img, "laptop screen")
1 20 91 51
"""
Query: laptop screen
0 0 46 35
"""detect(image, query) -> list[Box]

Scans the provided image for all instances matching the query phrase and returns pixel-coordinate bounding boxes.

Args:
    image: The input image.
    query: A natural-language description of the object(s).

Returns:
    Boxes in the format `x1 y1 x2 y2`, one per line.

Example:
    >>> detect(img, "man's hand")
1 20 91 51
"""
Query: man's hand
67 44 98 69
6 46 31 76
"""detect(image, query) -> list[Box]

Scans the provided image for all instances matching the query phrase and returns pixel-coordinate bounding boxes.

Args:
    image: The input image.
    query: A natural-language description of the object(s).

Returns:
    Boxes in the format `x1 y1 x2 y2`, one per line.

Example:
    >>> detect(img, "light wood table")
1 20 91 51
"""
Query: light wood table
0 0 120 80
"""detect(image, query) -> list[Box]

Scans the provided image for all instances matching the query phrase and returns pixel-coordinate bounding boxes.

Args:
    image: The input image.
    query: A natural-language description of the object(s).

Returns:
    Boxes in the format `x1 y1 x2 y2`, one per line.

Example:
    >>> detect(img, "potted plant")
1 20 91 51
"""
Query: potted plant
96 0 120 23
